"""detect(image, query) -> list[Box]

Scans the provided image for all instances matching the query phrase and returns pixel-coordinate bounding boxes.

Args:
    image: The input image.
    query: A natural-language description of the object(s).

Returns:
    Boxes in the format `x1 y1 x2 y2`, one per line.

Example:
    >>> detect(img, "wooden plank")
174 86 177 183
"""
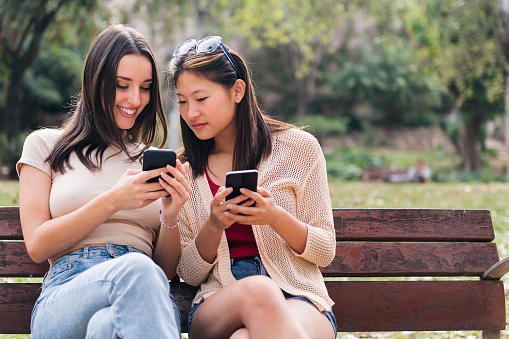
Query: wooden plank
322 242 500 277
1 280 505 335
333 209 494 241
361 169 407 182
328 280 506 332
0 283 40 334
0 207 23 240
1 207 496 241
0 242 48 277
0 281 198 334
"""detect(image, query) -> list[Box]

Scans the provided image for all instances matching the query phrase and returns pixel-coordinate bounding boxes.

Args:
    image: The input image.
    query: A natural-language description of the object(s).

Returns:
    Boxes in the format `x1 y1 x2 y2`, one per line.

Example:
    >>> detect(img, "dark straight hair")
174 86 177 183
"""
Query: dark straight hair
47 24 167 173
169 44 295 178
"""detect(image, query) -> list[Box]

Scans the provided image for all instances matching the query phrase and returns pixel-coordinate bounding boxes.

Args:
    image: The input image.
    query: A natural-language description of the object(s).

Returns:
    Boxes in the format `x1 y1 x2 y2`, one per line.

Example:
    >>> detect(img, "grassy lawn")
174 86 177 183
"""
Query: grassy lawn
1 179 509 338
0 180 19 206
329 181 509 250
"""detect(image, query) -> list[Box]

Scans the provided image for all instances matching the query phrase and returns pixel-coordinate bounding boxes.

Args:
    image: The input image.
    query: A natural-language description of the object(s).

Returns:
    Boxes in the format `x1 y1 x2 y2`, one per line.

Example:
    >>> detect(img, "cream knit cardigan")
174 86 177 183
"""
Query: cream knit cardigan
176 128 336 312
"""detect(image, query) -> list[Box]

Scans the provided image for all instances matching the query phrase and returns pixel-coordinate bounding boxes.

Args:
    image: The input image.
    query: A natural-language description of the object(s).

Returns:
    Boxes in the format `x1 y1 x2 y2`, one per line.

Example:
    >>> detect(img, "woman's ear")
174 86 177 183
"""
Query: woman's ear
233 79 246 103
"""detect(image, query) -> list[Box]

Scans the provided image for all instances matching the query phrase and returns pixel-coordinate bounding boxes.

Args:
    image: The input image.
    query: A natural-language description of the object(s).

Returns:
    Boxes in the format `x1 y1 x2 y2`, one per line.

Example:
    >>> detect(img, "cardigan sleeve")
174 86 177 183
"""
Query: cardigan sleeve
177 236 216 286
291 138 336 267
176 181 217 286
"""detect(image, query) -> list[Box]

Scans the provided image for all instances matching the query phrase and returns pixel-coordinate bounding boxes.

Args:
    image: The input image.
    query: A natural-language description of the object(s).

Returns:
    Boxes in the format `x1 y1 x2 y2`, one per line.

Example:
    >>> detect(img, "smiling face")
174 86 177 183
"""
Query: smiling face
114 54 153 130
176 72 244 142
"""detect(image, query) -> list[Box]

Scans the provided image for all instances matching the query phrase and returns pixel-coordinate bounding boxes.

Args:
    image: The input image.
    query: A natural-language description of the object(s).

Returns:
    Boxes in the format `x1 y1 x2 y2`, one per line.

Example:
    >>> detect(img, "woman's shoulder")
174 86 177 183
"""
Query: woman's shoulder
26 128 63 141
273 128 321 151
24 128 63 148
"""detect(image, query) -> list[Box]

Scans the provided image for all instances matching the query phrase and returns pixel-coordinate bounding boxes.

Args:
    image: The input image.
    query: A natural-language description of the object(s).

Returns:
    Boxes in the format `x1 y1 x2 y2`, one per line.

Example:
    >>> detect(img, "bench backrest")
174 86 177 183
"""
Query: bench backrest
0 206 505 334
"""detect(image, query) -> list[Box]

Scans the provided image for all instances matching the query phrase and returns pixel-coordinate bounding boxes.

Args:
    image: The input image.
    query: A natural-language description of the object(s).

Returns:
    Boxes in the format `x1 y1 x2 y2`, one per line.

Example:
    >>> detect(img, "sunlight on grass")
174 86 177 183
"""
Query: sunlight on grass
0 180 19 206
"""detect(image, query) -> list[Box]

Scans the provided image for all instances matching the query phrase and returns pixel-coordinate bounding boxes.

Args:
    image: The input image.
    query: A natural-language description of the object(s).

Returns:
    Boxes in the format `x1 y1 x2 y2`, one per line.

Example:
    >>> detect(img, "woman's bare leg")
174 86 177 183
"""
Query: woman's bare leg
189 275 308 339
286 299 335 339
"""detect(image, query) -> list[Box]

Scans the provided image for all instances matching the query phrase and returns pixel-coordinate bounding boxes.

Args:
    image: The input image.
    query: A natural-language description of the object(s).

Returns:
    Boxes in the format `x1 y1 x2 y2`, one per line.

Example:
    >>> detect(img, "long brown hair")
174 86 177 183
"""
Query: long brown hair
47 24 167 173
169 41 294 178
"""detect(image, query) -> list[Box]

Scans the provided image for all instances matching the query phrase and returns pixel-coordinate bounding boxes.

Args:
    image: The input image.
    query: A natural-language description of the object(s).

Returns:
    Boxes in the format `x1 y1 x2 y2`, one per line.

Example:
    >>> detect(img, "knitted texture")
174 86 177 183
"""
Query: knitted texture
176 128 336 311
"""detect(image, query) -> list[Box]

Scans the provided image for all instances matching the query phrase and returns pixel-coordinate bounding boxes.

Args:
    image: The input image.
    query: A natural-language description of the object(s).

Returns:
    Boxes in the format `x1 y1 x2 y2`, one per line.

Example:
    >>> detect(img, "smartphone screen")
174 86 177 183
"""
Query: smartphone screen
142 149 177 183
225 169 258 201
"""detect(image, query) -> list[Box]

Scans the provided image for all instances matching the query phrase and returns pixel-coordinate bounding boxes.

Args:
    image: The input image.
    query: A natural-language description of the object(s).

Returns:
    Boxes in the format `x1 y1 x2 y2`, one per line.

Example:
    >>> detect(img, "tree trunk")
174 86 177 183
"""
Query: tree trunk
1 0 67 141
496 0 509 179
506 71 509 181
4 66 23 141
459 115 482 171
296 77 308 117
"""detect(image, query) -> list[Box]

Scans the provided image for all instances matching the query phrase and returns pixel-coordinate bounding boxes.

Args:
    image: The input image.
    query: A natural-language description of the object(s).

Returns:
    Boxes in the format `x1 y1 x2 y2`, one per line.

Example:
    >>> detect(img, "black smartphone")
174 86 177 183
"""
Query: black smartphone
142 149 177 183
225 169 258 201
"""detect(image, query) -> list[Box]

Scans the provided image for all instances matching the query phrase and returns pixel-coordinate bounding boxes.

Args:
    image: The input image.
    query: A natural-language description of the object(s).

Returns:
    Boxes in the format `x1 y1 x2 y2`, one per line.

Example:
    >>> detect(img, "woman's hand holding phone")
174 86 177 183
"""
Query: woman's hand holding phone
141 149 192 217
223 186 283 227
106 168 172 211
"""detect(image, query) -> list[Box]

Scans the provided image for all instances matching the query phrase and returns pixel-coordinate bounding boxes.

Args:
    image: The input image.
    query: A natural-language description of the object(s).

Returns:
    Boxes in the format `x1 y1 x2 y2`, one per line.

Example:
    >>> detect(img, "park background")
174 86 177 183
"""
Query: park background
2 0 509 338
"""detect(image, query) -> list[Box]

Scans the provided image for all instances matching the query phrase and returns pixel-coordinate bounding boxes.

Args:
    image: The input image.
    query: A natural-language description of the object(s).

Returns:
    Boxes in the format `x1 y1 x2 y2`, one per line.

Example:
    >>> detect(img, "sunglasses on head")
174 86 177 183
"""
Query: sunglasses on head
173 36 241 79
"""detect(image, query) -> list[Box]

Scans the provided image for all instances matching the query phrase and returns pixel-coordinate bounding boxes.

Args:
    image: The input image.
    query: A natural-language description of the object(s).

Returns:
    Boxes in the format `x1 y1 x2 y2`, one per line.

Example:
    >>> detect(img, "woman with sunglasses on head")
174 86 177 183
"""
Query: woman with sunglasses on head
169 36 337 339
17 25 190 338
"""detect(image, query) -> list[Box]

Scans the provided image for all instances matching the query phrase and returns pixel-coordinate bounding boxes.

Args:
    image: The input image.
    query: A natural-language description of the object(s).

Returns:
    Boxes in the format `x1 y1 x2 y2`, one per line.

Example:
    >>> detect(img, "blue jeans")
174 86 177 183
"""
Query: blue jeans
31 243 181 339
188 256 337 335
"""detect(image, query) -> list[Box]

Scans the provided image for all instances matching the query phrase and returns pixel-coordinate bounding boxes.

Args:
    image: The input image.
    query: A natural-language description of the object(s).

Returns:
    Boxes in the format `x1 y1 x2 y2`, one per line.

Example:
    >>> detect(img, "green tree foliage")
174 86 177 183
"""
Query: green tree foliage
126 0 352 117
229 0 350 116
407 0 506 170
323 39 445 126
21 40 88 120
0 0 105 141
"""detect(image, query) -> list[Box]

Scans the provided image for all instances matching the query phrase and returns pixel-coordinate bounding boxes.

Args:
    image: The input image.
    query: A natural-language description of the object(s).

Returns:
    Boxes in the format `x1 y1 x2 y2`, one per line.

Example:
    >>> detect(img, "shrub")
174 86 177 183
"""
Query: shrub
291 114 349 140
0 132 29 179
325 148 390 181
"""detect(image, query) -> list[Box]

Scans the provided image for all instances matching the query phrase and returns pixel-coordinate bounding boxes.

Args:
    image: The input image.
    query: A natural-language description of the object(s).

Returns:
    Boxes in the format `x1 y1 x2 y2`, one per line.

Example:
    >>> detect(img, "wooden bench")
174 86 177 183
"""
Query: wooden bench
0 206 507 337
362 168 407 182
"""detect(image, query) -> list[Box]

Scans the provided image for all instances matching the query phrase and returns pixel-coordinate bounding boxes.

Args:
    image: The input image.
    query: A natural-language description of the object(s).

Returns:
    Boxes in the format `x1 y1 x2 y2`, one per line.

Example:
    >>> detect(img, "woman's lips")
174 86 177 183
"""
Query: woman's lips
192 123 207 130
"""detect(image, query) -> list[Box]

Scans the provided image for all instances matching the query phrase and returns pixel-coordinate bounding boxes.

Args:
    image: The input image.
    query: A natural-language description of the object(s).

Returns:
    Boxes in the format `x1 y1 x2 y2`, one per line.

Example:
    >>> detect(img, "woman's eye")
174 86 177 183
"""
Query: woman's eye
117 85 127 90
197 97 207 102
141 86 151 92
178 100 187 105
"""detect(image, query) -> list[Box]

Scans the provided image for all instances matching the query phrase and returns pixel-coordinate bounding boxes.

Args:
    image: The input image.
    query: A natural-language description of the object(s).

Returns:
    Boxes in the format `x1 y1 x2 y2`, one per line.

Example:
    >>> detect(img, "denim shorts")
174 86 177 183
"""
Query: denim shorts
187 256 337 335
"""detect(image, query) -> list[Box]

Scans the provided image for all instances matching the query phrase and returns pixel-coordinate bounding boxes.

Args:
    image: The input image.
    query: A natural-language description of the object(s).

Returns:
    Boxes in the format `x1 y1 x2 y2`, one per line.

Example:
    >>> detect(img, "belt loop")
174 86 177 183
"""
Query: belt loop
83 246 89 259
106 242 115 257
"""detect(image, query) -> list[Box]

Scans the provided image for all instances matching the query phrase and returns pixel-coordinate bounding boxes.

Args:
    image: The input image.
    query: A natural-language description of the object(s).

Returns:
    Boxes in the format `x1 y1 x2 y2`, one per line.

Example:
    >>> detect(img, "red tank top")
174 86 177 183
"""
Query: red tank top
205 169 259 258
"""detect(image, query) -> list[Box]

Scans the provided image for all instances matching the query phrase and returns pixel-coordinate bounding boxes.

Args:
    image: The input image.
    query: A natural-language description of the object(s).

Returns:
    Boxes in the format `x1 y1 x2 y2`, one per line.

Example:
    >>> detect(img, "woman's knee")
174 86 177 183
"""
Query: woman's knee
114 253 168 287
86 307 115 338
235 275 285 308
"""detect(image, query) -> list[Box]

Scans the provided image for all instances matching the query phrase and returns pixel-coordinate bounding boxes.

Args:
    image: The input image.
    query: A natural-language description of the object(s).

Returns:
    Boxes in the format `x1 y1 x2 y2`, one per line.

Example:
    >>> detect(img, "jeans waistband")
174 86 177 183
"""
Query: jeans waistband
230 255 263 265
50 243 143 266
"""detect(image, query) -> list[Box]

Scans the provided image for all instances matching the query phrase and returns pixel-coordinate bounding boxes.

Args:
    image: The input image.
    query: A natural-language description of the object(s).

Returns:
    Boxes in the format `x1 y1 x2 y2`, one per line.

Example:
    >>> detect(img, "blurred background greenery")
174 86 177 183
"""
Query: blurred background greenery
2 1 509 337
2 0 509 183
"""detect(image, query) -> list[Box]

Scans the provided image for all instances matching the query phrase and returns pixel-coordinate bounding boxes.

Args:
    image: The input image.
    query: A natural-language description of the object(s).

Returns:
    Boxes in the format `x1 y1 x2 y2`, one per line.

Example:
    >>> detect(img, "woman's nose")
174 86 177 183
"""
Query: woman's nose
127 88 141 106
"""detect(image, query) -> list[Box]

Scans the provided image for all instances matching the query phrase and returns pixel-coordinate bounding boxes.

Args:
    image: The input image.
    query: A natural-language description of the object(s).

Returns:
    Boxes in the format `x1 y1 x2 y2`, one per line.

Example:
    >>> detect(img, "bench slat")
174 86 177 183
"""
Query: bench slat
334 209 494 241
2 241 497 278
1 280 504 334
0 242 48 277
328 280 505 332
0 207 496 242
322 242 499 277
0 241 499 278
0 207 22 240
0 283 40 334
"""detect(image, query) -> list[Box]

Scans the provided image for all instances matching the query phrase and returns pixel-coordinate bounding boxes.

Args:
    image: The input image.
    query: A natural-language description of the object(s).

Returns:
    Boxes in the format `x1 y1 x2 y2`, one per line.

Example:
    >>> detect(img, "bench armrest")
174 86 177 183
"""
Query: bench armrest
483 256 509 280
